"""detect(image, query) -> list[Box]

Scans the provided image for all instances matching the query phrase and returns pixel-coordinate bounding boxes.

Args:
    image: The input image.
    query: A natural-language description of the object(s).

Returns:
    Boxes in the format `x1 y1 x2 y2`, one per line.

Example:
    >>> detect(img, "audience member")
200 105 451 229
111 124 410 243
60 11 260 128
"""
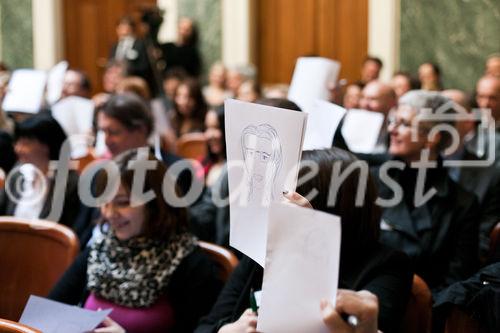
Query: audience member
357 56 383 87
163 78 207 152
359 81 397 152
485 54 500 78
61 69 91 99
203 62 231 108
49 149 222 333
195 148 413 333
391 71 420 101
418 62 442 91
342 83 363 109
376 90 478 294
442 89 500 259
202 106 226 187
162 17 202 77
92 60 127 108
109 16 152 89
236 80 261 103
115 76 151 101
0 113 80 227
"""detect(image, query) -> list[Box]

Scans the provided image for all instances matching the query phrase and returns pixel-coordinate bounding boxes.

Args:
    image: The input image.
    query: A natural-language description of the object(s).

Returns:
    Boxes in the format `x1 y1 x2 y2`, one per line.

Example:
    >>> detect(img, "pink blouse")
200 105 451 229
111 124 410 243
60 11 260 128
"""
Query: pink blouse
84 293 175 333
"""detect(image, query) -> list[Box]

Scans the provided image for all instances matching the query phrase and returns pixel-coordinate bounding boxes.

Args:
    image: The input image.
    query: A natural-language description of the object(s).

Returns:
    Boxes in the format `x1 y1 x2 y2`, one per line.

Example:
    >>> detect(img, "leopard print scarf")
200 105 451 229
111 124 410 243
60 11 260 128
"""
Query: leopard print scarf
87 231 198 308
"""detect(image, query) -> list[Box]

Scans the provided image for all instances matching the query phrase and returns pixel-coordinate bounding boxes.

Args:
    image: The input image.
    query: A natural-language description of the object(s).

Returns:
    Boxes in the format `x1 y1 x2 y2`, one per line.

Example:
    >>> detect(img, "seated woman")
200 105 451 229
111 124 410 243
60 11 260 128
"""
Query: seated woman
201 106 226 187
376 90 479 293
49 149 222 333
195 148 413 333
203 62 232 108
0 113 79 227
163 78 208 152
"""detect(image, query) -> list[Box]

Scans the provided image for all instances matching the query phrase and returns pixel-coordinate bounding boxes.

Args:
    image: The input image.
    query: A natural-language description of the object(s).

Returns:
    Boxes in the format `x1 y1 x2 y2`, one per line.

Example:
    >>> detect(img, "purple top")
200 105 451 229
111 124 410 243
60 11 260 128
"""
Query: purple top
84 293 175 333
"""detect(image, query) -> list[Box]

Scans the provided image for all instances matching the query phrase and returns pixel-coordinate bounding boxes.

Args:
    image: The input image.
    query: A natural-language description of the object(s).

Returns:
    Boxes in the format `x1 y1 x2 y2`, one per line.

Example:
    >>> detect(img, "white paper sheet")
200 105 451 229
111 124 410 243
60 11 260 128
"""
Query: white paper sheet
2 69 47 113
258 202 342 333
288 57 341 112
47 61 69 105
341 109 385 153
52 96 95 158
19 295 112 333
225 99 307 267
303 100 347 150
52 96 94 136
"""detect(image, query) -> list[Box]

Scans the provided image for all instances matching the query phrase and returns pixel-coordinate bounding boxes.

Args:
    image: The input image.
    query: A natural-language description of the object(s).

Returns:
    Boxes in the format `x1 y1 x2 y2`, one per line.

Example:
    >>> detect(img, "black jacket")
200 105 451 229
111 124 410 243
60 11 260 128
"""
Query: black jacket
0 168 80 228
49 245 223 333
195 244 413 333
375 163 479 294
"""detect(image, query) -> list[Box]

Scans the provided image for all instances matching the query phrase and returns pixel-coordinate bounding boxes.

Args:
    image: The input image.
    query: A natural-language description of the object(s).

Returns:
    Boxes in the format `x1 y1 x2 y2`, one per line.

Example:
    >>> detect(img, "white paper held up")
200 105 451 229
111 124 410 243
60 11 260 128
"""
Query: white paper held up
225 99 307 267
303 100 347 150
258 202 342 333
46 61 69 105
288 57 340 112
19 295 112 333
341 109 385 153
2 69 47 114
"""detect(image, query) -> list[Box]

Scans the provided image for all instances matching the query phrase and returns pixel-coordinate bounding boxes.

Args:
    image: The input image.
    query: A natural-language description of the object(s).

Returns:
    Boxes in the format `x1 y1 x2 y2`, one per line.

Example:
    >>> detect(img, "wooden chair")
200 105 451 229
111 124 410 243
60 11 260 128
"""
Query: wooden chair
0 217 79 321
176 132 208 160
444 306 480 333
0 168 5 189
488 221 500 261
0 319 41 333
401 274 432 333
199 241 239 282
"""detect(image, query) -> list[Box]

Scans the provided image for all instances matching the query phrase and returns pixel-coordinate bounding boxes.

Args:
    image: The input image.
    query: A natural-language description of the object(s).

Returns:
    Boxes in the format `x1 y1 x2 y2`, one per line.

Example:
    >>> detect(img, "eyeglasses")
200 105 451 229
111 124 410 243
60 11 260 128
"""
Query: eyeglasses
387 117 412 129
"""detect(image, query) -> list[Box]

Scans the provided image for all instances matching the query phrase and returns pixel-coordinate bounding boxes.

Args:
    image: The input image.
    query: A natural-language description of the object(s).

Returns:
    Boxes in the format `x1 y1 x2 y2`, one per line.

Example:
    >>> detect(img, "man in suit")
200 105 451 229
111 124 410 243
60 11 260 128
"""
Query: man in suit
442 89 500 259
109 16 153 93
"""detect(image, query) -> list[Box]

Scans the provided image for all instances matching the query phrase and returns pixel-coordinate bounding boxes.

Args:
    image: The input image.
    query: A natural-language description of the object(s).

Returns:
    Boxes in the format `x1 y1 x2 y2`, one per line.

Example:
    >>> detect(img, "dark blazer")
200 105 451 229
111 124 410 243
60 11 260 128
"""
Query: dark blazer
49 245 223 333
0 130 16 173
375 164 479 293
0 168 80 228
450 148 500 258
195 244 413 333
109 38 153 89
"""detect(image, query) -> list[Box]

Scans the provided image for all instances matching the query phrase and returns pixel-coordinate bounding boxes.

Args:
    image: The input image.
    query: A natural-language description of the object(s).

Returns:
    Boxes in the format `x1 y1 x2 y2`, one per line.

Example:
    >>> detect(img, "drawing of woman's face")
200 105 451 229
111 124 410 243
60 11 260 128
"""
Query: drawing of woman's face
243 134 273 189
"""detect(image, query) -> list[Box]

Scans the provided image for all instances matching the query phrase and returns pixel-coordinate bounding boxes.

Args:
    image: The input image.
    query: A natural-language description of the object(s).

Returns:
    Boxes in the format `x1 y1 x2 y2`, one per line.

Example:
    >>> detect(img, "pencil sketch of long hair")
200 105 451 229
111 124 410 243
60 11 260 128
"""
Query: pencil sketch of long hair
241 123 282 204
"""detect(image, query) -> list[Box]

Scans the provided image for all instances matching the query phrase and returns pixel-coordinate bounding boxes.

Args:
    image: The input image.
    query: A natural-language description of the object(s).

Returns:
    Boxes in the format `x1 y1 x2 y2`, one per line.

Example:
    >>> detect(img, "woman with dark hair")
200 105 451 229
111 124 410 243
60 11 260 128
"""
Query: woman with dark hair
376 90 478 294
163 78 207 152
162 17 202 77
418 62 442 91
195 148 413 333
202 106 226 187
49 149 222 333
0 113 80 227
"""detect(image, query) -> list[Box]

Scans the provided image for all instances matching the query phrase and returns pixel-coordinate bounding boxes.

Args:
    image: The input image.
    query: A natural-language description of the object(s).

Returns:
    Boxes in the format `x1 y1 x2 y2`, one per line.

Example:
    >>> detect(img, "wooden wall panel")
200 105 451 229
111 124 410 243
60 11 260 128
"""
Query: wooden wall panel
257 0 368 85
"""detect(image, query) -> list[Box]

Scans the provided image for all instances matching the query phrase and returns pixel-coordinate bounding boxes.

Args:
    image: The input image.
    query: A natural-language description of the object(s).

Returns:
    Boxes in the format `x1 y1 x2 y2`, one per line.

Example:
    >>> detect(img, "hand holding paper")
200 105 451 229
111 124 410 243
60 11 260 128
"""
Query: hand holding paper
19 295 112 333
257 202 342 333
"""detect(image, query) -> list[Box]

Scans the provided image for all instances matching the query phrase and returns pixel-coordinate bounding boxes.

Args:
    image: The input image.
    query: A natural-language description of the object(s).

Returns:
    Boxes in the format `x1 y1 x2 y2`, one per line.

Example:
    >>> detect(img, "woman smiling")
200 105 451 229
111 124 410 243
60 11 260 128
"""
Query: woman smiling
49 149 222 333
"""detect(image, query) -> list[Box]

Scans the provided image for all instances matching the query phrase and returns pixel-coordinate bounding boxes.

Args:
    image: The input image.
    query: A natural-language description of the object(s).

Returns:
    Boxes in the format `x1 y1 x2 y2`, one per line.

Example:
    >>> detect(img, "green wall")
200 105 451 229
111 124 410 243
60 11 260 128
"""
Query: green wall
0 0 33 69
400 0 500 92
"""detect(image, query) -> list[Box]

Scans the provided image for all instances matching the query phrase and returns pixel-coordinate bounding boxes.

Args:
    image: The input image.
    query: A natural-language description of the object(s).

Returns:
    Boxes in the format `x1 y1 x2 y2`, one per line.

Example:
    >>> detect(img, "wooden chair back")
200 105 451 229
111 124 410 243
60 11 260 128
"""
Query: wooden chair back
444 306 480 333
401 274 432 333
199 241 238 282
0 318 41 333
176 132 207 160
0 217 79 320
488 221 500 261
